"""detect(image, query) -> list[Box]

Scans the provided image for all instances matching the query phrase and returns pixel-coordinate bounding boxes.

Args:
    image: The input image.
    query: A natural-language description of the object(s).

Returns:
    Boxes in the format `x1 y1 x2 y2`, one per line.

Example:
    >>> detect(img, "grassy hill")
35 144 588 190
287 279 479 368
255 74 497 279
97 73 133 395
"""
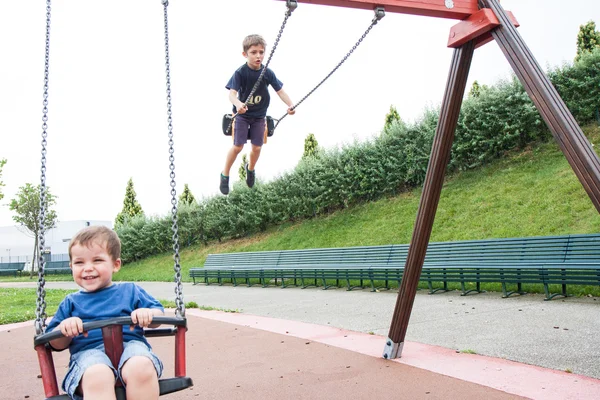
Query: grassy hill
112 124 600 283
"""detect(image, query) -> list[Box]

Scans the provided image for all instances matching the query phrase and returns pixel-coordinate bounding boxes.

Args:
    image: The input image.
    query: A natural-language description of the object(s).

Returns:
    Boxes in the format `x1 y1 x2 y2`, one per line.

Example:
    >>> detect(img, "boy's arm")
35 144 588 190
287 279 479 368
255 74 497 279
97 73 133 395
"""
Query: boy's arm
49 336 73 351
49 317 85 350
229 89 247 114
148 307 164 329
276 88 295 115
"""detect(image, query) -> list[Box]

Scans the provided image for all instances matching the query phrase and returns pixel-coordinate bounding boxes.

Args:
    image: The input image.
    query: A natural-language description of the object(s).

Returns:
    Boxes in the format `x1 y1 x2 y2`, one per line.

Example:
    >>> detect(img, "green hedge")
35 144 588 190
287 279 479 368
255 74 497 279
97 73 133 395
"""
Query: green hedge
117 49 600 263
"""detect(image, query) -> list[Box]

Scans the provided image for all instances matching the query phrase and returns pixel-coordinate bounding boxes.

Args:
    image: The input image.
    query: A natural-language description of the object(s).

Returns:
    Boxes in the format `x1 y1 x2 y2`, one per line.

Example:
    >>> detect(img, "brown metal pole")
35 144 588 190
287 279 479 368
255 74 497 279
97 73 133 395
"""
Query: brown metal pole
480 0 600 213
384 40 475 359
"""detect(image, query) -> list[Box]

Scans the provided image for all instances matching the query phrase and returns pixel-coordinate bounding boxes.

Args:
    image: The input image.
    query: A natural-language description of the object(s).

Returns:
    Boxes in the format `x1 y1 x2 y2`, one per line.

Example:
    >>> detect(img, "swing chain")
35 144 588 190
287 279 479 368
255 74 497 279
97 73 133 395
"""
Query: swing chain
162 0 185 318
35 0 53 336
225 0 297 134
273 6 385 132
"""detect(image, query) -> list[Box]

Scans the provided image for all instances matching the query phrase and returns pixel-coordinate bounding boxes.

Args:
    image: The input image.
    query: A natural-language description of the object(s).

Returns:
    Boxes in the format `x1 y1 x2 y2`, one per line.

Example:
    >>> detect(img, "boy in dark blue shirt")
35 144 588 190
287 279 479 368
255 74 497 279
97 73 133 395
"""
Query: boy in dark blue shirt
220 34 295 195
47 226 164 400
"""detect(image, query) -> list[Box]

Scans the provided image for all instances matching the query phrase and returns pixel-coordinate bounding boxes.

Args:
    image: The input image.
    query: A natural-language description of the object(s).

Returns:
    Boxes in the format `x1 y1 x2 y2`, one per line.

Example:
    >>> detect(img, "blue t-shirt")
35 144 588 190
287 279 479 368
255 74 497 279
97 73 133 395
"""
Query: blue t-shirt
226 64 283 118
46 283 164 355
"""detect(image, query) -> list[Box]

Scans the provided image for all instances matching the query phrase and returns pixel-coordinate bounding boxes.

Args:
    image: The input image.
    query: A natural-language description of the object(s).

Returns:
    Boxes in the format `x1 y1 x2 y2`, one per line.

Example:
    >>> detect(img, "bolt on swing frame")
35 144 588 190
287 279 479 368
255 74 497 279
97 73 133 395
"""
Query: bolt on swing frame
279 0 600 360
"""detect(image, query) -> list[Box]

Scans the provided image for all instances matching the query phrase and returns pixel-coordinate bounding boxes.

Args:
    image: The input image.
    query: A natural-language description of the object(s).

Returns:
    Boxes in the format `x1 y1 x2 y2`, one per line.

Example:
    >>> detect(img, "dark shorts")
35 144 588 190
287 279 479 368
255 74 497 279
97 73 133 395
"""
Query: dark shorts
234 114 265 147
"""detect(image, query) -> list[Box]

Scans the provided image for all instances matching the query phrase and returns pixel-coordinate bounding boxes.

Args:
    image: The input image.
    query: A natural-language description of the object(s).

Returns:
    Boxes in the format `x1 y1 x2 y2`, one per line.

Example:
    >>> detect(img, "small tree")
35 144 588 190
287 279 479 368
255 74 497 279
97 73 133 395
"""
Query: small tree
238 154 249 181
179 184 196 205
576 20 600 61
469 80 482 98
9 183 58 276
302 133 319 159
384 105 401 131
0 159 6 201
115 178 144 227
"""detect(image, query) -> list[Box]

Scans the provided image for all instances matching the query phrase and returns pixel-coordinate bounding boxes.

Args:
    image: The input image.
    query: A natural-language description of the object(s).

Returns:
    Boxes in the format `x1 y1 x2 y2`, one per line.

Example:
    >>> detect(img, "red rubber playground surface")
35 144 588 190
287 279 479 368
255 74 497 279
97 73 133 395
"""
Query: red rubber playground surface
1 310 599 400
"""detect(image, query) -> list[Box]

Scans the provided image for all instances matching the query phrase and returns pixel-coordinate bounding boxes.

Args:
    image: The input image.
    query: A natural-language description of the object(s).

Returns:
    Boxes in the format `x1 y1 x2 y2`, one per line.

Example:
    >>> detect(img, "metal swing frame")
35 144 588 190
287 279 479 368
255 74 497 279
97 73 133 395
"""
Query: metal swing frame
32 1 192 398
284 0 600 361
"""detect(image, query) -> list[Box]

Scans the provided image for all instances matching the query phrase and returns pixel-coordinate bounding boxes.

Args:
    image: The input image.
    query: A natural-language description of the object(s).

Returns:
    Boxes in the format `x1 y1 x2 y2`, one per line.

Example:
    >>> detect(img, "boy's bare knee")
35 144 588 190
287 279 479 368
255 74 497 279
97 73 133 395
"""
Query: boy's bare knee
232 145 244 154
121 356 157 385
80 364 115 394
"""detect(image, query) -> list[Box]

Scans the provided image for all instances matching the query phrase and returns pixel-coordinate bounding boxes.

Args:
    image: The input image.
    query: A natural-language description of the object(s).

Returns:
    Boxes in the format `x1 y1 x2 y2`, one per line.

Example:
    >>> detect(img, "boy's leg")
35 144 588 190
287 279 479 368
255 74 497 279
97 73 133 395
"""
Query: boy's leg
79 364 117 400
248 144 262 170
221 115 250 194
222 144 244 177
63 346 117 400
245 144 261 188
118 340 163 400
220 144 243 195
121 356 159 400
245 117 265 188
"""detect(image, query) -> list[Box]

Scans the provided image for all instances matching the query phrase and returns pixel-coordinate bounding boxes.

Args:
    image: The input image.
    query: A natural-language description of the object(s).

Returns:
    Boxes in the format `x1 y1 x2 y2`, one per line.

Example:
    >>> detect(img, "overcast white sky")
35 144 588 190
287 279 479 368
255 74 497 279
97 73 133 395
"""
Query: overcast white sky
0 0 598 227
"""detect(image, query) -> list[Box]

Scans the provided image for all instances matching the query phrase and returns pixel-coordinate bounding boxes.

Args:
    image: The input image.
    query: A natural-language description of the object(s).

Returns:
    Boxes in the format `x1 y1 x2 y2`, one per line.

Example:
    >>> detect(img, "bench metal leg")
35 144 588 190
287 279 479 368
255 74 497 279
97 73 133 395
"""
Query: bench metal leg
429 281 449 294
281 271 287 288
321 271 330 290
300 272 317 289
461 281 486 296
502 282 527 298
544 283 571 301
261 272 267 288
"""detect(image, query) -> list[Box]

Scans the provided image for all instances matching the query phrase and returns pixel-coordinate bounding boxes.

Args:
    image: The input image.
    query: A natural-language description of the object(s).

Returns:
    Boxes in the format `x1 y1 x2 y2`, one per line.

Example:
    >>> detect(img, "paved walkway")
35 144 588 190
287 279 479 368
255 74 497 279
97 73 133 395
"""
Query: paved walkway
2 281 600 399
6 280 598 378
3 315 531 400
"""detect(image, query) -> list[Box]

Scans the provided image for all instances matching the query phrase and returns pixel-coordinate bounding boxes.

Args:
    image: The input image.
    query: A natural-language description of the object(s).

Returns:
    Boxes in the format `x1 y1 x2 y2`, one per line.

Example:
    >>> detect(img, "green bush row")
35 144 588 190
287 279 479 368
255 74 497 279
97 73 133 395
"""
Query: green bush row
117 49 600 264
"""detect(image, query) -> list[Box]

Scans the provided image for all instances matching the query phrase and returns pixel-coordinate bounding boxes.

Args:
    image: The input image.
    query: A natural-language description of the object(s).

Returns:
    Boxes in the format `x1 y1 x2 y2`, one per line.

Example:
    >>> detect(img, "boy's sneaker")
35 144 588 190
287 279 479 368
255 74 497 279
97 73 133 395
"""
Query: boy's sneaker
220 174 229 195
245 163 255 188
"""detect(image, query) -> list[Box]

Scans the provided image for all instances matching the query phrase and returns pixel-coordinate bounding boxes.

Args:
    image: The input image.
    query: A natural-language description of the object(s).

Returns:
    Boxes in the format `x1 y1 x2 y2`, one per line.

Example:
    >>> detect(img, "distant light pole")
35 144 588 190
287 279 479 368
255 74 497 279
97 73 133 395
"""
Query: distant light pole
6 248 10 263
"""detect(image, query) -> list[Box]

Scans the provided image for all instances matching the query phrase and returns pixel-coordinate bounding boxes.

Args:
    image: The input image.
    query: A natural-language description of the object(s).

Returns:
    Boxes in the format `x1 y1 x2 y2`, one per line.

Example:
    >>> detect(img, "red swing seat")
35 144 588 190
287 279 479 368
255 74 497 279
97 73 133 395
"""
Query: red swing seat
34 316 193 399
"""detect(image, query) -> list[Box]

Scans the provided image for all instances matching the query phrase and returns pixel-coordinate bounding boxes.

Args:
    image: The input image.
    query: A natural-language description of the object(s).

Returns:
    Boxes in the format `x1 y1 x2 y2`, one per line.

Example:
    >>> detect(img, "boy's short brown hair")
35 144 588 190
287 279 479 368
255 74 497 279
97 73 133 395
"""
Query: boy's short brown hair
68 225 121 262
243 34 266 53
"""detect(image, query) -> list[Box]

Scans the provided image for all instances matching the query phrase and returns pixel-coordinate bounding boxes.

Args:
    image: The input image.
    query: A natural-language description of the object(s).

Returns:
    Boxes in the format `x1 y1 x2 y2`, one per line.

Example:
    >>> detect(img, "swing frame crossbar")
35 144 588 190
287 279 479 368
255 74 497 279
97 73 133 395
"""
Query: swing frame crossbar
34 317 191 399
283 0 477 19
278 0 519 48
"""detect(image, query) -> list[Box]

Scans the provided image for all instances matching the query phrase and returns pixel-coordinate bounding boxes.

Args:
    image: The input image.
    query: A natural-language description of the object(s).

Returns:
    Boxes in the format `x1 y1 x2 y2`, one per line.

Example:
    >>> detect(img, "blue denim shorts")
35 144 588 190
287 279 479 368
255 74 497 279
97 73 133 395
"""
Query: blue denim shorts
63 340 163 400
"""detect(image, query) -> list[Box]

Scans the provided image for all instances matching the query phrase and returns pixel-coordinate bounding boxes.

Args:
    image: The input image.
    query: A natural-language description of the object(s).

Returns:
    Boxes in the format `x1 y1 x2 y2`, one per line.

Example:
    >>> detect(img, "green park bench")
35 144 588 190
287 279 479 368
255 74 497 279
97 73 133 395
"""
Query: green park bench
189 233 600 300
0 262 26 277
44 260 71 274
420 234 600 299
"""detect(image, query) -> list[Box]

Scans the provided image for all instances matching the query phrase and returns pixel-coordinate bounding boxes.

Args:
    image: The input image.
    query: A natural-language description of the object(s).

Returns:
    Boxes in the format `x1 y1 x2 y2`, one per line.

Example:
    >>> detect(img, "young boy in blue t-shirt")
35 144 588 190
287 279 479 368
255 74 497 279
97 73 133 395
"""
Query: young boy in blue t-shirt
46 226 164 400
220 33 295 195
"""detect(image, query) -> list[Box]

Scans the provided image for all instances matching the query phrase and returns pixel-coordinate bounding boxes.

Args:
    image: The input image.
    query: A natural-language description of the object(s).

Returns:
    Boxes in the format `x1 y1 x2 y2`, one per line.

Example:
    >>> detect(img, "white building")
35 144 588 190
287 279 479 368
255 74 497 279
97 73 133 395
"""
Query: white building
0 220 112 263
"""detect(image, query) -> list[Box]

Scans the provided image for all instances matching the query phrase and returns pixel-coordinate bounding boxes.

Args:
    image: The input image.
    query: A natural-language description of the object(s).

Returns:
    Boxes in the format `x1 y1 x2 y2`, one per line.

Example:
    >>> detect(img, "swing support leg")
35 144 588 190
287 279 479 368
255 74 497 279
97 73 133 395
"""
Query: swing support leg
384 40 475 359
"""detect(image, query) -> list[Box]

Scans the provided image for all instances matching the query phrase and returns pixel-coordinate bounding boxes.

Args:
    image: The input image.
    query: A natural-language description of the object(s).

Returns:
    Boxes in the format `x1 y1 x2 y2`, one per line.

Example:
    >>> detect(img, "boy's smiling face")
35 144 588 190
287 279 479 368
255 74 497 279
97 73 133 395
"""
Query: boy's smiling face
70 241 121 292
243 44 265 70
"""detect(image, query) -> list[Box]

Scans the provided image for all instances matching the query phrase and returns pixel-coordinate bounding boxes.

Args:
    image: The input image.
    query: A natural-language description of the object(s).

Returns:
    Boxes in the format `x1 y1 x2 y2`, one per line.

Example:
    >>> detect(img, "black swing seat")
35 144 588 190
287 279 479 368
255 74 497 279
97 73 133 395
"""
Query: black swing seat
34 316 193 399
44 378 194 399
